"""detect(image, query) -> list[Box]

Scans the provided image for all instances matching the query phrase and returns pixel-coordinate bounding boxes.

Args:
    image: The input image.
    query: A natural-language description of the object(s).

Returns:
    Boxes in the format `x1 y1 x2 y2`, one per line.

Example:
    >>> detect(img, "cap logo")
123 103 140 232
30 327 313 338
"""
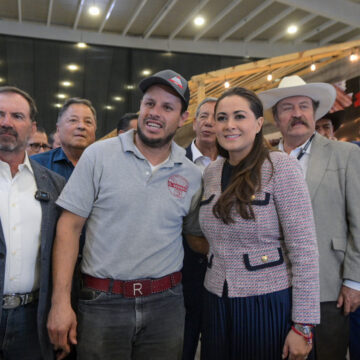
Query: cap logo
169 76 183 89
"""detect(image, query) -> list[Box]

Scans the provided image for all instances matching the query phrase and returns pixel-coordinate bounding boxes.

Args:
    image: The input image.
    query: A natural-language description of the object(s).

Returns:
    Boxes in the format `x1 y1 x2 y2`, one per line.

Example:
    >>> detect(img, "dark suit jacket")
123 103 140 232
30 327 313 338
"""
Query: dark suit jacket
0 159 65 359
182 143 207 286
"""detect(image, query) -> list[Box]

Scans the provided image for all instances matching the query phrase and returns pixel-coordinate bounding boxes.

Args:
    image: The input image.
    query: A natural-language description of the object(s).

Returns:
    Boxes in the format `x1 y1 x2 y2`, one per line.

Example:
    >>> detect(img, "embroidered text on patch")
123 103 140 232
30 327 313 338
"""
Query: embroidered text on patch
168 174 189 199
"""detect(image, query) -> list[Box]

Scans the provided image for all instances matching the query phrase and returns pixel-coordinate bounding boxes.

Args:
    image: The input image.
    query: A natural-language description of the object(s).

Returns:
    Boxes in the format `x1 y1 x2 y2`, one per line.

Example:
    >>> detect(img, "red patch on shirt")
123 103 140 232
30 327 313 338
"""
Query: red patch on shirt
168 175 189 199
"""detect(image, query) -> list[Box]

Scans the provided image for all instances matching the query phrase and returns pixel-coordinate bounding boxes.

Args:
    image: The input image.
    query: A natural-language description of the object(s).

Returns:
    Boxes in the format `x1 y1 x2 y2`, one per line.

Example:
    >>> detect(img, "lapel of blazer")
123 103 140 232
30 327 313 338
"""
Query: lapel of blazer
30 160 51 254
306 133 331 200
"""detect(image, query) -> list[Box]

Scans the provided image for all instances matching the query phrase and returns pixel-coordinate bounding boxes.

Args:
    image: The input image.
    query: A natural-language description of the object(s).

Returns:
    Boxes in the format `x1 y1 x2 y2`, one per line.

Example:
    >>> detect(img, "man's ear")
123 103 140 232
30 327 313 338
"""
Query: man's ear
178 111 189 128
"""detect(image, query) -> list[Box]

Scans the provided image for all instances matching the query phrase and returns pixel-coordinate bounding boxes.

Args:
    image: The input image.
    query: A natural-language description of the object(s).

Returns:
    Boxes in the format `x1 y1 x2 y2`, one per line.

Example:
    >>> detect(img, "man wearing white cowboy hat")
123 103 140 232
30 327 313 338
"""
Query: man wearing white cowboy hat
259 75 360 360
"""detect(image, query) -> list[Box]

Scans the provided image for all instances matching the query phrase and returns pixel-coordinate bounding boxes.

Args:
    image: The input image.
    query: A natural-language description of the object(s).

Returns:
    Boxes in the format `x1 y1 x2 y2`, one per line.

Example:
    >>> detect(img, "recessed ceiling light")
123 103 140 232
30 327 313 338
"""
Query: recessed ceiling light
88 6 100 16
0 77 5 83
61 81 73 87
287 25 298 34
105 105 114 110
224 81 230 88
76 42 87 49
125 85 135 90
67 64 79 71
113 96 124 102
142 69 151 76
194 16 205 27
350 53 359 62
57 94 67 99
54 103 62 108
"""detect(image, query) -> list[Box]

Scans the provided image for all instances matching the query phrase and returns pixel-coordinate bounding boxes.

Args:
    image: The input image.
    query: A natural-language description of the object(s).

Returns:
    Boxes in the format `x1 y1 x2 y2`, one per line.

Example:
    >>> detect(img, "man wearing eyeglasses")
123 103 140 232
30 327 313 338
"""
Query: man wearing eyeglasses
26 127 51 156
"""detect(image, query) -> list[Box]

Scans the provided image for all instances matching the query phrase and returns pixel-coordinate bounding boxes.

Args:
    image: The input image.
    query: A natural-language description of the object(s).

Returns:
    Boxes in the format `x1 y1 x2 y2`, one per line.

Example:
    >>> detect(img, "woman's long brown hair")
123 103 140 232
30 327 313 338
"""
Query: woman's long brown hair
212 87 272 224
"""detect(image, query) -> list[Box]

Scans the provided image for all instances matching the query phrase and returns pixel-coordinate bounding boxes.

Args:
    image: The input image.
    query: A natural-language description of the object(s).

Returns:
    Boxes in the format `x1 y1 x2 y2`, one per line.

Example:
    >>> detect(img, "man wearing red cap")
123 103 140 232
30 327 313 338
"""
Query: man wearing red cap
47 70 205 360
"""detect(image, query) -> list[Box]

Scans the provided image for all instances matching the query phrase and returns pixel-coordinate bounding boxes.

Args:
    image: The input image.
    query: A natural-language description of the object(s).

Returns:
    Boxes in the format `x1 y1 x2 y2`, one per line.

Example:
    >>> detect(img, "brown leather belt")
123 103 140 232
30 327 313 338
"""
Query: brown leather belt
83 272 182 298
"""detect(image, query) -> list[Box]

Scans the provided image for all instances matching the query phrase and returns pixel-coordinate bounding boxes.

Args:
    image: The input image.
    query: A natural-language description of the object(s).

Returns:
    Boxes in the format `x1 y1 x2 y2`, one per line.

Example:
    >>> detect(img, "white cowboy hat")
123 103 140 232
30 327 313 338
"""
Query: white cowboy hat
258 75 336 122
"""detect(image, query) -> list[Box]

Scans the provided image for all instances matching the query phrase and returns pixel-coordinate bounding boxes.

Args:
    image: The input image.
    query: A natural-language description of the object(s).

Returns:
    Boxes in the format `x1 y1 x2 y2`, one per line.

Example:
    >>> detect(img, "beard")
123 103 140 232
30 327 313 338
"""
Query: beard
0 127 19 152
137 123 176 148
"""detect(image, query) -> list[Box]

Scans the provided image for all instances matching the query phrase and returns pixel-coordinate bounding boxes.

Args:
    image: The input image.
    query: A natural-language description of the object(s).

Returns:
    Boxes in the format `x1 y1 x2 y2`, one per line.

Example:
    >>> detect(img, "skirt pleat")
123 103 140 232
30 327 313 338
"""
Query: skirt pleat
201 287 292 360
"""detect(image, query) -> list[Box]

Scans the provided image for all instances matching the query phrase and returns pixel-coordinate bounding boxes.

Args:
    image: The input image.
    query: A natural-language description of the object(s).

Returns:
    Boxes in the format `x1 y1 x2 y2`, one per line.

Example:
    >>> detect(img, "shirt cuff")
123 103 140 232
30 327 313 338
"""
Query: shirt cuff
344 280 360 291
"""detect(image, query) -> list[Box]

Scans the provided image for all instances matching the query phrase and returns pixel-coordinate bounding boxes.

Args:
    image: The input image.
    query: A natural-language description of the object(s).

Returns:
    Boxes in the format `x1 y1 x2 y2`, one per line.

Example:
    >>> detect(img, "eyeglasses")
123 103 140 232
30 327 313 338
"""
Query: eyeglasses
28 143 51 151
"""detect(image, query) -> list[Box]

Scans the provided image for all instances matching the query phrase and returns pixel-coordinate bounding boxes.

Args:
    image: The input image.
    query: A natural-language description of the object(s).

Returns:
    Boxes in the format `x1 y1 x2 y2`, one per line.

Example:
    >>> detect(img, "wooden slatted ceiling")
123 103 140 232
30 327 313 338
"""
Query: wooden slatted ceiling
185 39 360 126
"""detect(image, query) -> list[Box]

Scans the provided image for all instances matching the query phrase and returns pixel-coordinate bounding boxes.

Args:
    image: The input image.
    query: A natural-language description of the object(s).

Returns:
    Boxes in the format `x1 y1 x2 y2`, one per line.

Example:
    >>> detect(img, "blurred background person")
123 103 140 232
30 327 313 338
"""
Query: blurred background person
26 126 50 156
315 111 344 140
48 130 61 149
116 112 138 135
182 97 218 360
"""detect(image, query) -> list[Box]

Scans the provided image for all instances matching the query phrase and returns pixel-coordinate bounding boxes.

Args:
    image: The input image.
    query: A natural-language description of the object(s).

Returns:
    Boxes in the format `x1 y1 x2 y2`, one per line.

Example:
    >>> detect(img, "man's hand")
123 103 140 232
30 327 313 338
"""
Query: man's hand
337 285 360 315
282 329 312 360
185 234 209 255
47 302 77 360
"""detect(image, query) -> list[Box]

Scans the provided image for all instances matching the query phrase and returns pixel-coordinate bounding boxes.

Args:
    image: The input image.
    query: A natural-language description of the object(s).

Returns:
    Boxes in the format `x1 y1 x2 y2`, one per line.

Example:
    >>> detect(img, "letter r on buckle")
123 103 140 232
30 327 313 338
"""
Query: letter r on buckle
133 283 143 296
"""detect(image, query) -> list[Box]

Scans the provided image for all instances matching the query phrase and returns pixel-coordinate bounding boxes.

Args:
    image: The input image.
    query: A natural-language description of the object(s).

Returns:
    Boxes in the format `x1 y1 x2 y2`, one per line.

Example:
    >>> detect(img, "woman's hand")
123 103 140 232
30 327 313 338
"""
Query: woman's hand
282 329 312 360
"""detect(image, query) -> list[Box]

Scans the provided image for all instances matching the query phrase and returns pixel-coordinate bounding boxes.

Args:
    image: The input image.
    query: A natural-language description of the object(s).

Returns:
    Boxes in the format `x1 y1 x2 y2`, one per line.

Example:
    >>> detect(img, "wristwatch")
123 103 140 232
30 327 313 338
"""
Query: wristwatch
292 323 314 344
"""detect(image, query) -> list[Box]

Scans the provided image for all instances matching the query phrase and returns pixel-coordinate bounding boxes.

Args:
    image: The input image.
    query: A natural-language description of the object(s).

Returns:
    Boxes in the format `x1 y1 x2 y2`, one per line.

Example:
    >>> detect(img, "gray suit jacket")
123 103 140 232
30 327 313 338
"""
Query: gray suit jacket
0 159 65 359
306 133 360 302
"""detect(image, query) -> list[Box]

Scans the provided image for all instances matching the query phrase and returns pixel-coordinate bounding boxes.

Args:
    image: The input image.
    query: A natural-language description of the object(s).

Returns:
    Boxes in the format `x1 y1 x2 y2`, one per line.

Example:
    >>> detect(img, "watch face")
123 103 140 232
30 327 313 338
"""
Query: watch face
296 324 312 336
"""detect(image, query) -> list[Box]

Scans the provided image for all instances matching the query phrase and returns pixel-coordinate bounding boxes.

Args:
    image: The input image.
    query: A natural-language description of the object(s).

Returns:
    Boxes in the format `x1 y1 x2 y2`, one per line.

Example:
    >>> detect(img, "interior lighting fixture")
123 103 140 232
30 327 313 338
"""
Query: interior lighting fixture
54 103 62 108
0 77 4 83
142 69 151 76
88 6 100 16
76 42 87 49
310 63 316 72
113 96 124 102
350 52 359 62
61 81 73 87
194 16 205 27
105 105 114 110
267 74 273 81
57 94 67 99
287 25 298 35
125 85 135 90
67 64 79 71
224 81 230 88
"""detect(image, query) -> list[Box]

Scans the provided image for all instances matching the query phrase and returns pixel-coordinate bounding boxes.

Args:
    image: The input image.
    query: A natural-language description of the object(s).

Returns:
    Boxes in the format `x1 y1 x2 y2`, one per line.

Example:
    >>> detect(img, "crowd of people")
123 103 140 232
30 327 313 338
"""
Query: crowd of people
0 67 359 360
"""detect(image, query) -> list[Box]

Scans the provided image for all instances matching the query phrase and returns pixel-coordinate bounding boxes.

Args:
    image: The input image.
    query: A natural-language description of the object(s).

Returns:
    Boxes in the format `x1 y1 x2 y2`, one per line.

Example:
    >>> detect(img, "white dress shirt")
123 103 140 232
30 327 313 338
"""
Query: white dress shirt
191 140 220 174
0 154 41 294
279 134 360 291
278 138 312 177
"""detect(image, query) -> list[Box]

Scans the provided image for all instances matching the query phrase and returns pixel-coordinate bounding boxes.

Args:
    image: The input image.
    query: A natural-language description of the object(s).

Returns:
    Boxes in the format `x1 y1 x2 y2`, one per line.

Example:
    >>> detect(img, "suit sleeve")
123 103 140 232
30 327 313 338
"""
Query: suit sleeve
273 155 320 324
343 146 360 282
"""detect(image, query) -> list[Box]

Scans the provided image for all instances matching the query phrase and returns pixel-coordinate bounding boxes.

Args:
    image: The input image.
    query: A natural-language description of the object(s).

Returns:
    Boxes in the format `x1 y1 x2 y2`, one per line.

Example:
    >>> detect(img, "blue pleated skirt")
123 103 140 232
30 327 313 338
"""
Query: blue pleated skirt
201 286 292 360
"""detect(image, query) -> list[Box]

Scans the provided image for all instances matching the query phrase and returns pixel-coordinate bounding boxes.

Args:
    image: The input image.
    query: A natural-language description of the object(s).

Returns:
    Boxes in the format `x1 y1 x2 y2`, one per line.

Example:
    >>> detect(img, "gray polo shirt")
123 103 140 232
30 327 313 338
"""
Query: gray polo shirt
56 130 203 280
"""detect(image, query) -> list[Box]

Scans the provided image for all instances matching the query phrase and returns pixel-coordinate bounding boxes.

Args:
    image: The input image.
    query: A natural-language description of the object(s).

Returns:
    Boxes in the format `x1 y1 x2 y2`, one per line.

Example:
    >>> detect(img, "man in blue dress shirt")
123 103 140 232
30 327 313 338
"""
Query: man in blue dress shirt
31 97 96 180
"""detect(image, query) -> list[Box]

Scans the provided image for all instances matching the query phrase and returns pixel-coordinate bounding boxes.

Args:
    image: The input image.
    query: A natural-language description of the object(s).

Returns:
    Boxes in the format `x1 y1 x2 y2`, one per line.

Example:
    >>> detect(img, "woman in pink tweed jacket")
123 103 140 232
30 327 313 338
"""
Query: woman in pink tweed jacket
199 87 320 360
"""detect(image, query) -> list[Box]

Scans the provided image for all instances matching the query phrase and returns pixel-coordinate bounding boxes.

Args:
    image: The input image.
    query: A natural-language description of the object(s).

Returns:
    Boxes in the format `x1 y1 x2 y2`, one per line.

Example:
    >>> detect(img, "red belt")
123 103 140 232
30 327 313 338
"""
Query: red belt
83 272 182 298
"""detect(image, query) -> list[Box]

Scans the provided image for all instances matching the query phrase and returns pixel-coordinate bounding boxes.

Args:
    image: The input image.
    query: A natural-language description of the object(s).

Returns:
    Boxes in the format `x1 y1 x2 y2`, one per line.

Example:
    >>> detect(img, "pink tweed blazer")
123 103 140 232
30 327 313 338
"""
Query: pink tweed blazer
199 151 320 324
